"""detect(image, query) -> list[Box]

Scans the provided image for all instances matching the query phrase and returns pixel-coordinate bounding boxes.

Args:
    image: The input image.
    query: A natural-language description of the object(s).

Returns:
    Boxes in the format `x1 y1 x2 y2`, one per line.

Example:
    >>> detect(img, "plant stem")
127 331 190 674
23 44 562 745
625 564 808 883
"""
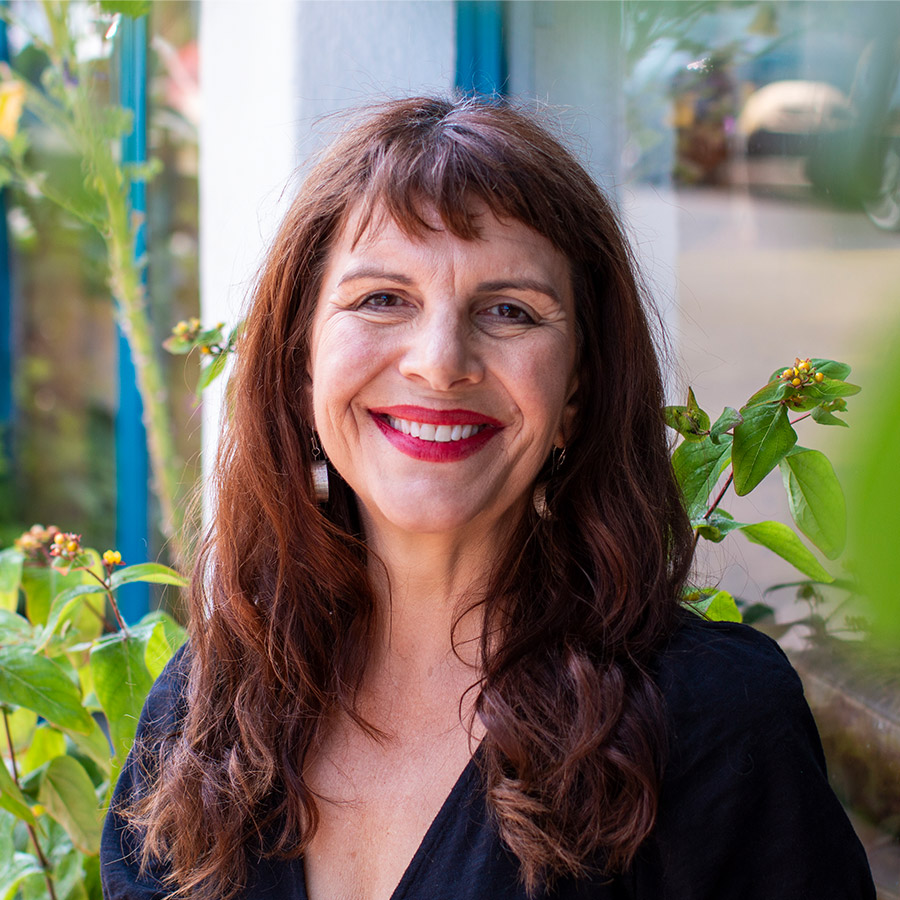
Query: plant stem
790 413 813 426
2 709 59 900
703 471 735 521
692 470 735 552
85 569 130 637
12 5 187 559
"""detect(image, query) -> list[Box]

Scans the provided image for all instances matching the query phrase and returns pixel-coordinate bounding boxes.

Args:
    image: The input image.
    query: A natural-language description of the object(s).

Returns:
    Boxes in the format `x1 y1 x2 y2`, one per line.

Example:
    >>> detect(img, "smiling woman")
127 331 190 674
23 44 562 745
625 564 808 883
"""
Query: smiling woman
100 98 874 900
310 207 577 540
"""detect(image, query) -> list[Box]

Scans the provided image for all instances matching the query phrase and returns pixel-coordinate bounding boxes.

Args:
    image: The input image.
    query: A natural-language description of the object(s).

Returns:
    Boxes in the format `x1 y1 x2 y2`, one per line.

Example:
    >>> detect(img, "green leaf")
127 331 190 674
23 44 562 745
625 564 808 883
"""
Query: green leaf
691 510 745 543
0 551 23 613
709 406 742 444
812 378 861 399
671 435 732 519
21 566 89 629
161 334 194 355
783 391 822 412
0 646 93 734
810 358 851 380
810 405 849 427
90 635 153 762
0 612 32 644
63 719 111 777
196 352 229 397
732 404 797 496
0 750 36 825
38 756 102 855
109 563 186 590
780 448 846 559
3 709 36 755
142 613 187 681
0 812 13 871
744 379 791 409
35 584 107 651
99 1 153 19
685 387 708 425
0 852 44 900
197 326 224 346
740 521 834 583
664 388 710 442
21 725 65 775
698 590 743 623
123 158 162 184
51 849 86 900
740 602 776 625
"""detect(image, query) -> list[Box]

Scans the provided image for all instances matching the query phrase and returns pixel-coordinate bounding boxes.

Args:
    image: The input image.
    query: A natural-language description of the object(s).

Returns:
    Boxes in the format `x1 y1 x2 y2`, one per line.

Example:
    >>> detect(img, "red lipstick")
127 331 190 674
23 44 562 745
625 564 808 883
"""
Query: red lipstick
369 406 502 462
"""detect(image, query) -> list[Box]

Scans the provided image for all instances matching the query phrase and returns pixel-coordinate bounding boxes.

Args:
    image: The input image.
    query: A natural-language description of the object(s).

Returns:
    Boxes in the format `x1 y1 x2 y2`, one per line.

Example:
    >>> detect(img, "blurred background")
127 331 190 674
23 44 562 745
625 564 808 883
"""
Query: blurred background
0 0 898 890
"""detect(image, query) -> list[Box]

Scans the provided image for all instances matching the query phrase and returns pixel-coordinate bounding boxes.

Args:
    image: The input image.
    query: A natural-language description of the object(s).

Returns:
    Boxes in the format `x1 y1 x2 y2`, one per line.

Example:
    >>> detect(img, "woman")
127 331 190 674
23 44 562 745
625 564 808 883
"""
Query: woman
101 97 874 900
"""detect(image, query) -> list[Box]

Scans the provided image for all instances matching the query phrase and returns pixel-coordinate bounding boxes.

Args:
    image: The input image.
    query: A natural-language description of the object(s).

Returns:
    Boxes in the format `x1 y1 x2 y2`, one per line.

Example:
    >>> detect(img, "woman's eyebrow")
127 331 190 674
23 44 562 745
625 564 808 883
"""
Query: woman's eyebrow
476 279 562 306
337 267 414 287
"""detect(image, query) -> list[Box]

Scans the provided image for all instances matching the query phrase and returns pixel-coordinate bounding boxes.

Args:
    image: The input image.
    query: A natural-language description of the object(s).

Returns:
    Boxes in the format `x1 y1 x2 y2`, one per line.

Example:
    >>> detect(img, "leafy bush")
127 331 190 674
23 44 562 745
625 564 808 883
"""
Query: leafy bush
0 528 184 900
668 356 860 626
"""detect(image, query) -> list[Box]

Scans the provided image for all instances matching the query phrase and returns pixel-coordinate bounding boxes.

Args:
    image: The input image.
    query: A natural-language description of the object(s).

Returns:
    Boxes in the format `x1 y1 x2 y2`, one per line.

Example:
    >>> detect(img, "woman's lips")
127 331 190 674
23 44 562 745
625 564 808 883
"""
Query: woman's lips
369 406 502 462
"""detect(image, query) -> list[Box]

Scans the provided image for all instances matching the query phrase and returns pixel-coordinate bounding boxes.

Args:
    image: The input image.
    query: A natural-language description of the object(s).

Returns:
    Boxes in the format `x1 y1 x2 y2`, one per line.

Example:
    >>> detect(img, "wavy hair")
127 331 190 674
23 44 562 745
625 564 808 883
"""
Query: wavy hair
127 96 694 897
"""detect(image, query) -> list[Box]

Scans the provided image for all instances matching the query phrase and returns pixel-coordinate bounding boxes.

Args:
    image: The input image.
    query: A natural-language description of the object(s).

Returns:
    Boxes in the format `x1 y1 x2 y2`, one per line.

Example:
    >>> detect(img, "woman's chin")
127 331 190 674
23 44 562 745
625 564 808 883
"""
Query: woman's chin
360 494 517 542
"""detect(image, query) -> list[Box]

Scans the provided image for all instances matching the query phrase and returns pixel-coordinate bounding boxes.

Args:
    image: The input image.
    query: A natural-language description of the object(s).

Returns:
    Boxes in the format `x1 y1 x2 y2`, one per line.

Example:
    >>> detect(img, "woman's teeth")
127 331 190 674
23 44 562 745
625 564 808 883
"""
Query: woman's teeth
386 416 485 442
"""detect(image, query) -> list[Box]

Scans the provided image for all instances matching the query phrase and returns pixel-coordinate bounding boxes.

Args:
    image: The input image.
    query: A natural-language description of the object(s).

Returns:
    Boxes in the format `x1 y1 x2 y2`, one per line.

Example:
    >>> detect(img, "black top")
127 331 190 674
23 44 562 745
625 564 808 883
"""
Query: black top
101 618 876 899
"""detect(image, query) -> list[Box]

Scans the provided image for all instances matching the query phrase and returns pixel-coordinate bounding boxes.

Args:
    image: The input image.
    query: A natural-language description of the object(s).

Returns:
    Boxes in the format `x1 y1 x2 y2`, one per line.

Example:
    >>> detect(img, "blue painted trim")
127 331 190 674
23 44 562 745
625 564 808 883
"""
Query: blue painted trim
455 1 507 97
0 7 13 488
116 15 150 622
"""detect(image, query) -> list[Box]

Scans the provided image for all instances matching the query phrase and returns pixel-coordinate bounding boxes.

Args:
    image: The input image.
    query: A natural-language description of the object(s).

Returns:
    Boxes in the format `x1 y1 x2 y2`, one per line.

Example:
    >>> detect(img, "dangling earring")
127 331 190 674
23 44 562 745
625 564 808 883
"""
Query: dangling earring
532 481 550 519
552 445 567 474
533 443 566 520
311 434 329 504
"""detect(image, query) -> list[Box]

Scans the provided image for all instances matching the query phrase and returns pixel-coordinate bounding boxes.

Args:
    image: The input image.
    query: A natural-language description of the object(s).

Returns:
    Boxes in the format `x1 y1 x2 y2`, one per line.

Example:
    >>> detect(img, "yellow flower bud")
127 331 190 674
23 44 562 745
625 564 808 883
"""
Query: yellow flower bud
0 81 26 141
814 372 824 383
781 368 792 379
791 377 802 387
54 533 66 545
66 540 79 554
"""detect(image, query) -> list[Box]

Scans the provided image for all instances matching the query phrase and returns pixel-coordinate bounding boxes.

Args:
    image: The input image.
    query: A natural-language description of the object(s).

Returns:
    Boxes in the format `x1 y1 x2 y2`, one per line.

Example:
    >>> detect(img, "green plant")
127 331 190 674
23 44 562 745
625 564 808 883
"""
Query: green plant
0 525 185 900
163 317 241 399
667 357 861 626
0 1 184 554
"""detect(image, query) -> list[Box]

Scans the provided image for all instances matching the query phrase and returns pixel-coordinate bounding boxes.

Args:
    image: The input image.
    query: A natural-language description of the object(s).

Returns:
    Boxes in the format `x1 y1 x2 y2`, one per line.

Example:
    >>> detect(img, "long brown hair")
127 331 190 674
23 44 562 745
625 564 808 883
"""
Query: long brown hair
128 96 694 897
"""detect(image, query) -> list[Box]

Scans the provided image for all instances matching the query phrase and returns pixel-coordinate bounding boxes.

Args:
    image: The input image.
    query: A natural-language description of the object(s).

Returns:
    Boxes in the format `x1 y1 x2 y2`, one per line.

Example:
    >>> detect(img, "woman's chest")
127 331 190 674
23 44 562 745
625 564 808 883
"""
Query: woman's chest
302 727 481 900
262 753 632 900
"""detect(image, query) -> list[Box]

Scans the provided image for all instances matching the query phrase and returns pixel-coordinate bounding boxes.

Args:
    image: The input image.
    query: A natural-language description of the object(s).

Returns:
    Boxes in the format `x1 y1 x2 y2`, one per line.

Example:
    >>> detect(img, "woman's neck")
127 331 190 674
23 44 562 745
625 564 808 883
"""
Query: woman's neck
358 504 521 678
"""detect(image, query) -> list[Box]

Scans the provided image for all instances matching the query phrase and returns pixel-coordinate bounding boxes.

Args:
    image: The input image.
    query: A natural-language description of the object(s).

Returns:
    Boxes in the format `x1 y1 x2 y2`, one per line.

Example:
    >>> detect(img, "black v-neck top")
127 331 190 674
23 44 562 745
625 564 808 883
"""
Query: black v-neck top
100 618 876 899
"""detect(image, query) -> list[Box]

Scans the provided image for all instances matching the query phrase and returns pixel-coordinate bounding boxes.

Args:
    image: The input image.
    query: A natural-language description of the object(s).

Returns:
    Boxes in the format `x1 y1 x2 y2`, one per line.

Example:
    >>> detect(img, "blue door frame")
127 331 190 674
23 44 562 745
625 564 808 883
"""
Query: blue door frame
0 9 13 507
116 14 150 622
455 1 507 97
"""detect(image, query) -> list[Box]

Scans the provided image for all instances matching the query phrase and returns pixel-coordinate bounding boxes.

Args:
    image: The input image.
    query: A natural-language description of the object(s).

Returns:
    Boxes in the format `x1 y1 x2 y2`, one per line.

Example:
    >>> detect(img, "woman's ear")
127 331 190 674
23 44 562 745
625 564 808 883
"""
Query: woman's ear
557 376 579 448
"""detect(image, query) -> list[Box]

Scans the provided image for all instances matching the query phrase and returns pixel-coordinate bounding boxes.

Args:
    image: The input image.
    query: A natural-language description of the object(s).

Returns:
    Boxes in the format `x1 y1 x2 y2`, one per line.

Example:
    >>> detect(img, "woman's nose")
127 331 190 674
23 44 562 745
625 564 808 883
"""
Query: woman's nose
398 308 484 391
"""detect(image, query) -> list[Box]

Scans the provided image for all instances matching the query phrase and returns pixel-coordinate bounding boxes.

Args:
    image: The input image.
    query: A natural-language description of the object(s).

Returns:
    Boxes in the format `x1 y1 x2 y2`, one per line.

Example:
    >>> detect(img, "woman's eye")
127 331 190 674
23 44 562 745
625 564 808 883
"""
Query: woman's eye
485 302 536 324
359 292 404 309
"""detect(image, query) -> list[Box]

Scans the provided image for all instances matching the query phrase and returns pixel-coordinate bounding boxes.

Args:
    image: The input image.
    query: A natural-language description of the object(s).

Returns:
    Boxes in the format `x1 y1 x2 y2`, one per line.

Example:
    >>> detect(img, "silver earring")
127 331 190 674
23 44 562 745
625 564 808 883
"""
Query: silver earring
534 444 566 520
532 481 550 519
311 435 329 504
552 445 567 474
